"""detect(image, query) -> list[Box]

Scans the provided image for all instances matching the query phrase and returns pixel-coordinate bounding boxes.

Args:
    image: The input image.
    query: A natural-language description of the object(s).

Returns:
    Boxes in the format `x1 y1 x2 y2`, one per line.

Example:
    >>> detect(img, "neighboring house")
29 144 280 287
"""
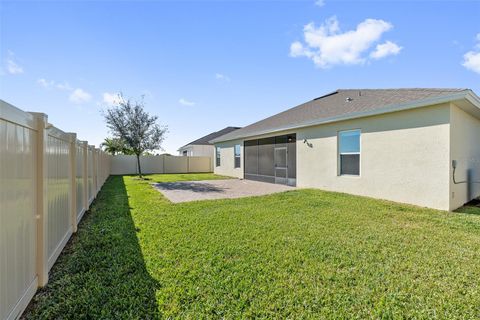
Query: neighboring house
211 88 480 211
178 126 240 161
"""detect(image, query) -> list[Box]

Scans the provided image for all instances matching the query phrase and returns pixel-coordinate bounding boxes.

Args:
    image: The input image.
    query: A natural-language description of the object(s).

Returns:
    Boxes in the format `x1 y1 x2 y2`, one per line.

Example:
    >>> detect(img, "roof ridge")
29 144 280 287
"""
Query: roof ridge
179 126 241 149
337 88 467 91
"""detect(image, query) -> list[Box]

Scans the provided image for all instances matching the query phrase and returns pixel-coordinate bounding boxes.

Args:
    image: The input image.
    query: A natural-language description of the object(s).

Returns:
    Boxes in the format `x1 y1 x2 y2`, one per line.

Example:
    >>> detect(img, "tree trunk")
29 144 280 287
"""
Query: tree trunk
136 154 143 178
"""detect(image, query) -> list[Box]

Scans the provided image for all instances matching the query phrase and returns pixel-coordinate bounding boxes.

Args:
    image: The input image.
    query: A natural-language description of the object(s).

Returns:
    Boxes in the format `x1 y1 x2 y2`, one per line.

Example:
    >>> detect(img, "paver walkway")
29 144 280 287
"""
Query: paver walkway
153 179 295 203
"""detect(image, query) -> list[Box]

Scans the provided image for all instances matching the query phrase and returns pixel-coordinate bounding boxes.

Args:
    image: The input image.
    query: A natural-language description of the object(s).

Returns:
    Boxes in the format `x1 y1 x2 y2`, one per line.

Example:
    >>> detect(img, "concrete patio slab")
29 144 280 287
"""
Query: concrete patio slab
153 179 295 203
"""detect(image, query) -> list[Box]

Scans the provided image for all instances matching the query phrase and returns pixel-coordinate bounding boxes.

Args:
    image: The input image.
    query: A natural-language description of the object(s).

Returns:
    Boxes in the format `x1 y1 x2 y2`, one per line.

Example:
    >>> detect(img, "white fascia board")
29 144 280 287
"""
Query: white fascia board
177 144 192 152
452 90 480 120
465 90 480 109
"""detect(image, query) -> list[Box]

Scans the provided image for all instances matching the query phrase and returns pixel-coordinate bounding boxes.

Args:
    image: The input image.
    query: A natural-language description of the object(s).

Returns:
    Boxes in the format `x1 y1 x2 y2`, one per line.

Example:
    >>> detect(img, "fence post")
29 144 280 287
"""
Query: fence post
93 148 98 195
83 142 88 210
98 149 101 191
30 112 49 287
69 133 78 233
97 149 101 192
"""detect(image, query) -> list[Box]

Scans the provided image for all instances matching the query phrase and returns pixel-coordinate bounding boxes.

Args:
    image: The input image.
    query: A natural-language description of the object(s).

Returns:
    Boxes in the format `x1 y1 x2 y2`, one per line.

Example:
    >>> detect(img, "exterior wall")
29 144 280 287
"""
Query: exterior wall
213 139 244 178
178 144 214 157
178 145 214 171
178 145 192 156
215 104 452 210
449 103 480 210
296 103 451 210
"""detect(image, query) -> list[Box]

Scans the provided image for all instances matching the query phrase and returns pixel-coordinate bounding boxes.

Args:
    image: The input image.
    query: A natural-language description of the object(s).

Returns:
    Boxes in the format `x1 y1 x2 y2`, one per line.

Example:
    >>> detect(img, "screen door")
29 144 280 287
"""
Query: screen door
274 147 287 185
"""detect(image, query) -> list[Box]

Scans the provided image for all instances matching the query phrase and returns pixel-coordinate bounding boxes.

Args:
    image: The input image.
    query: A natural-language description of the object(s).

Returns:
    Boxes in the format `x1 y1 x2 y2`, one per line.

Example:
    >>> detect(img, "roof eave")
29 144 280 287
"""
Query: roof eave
453 89 480 119
211 91 473 143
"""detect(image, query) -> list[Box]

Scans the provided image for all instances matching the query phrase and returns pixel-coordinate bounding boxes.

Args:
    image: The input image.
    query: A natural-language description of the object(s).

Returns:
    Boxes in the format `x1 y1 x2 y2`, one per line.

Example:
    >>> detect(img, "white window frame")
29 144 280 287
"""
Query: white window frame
338 129 361 176
234 144 241 168
216 146 221 167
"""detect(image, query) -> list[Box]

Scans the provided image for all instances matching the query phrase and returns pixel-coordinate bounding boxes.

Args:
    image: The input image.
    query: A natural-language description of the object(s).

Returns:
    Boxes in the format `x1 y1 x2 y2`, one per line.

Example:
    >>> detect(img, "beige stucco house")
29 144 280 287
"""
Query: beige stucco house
178 126 240 157
211 88 480 211
178 127 240 170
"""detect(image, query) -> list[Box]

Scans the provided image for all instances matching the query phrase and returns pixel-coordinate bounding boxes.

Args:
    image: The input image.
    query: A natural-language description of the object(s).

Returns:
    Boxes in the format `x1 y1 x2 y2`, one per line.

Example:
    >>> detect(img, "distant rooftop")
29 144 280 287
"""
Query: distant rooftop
212 88 471 143
180 126 241 149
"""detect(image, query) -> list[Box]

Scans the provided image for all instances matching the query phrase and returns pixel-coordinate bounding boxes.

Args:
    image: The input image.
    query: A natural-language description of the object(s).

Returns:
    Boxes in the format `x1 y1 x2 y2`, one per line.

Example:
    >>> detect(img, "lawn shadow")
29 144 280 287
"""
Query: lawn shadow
22 176 161 319
455 198 480 216
153 181 226 193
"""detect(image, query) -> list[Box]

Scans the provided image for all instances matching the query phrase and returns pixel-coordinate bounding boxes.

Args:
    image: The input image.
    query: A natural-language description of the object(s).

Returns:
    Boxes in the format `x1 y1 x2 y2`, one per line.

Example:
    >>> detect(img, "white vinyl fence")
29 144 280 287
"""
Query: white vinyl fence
1 100 214 320
0 100 111 320
110 154 212 175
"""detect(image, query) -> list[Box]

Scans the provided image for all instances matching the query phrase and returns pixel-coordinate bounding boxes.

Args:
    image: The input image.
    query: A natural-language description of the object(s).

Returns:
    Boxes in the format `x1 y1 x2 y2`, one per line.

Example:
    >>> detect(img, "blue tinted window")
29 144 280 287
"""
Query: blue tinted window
234 144 241 157
234 144 241 168
339 130 360 154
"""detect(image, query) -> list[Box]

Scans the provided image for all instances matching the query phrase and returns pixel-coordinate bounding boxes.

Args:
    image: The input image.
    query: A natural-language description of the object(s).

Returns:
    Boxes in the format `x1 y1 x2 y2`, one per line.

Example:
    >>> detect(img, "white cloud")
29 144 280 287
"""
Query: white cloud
37 77 92 104
290 16 400 68
179 98 195 106
290 42 305 57
37 78 72 91
215 73 230 82
463 52 480 74
102 92 125 106
5 51 24 75
7 60 24 74
56 82 72 91
370 40 402 59
37 78 54 88
69 88 92 104
315 0 325 7
462 33 480 74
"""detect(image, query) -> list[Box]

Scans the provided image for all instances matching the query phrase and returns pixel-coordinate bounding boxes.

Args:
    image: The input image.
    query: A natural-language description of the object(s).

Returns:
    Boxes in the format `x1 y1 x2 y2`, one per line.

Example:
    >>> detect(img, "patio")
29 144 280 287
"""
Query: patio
153 179 295 203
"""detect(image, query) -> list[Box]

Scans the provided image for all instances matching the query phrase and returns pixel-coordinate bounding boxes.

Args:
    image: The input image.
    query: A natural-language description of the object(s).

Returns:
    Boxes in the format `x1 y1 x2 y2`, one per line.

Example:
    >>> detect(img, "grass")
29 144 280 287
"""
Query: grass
24 174 480 319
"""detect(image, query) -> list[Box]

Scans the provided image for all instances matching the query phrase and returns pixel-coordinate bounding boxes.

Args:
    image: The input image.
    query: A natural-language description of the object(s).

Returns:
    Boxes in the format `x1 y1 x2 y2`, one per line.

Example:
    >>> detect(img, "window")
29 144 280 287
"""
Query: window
338 130 360 175
216 146 221 167
234 144 241 168
182 150 188 156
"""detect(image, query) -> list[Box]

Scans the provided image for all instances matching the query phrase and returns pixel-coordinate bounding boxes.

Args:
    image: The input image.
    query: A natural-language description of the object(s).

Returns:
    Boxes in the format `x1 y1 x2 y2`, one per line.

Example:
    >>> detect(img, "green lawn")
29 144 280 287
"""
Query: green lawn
24 174 480 319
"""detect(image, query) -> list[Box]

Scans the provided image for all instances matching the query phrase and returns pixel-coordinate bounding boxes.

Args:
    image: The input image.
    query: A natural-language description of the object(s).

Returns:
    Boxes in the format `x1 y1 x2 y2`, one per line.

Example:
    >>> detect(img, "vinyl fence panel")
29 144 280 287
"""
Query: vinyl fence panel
110 154 139 175
87 146 94 204
0 100 111 320
110 155 212 175
45 130 73 272
187 157 212 173
76 141 85 221
163 155 188 173
0 108 38 320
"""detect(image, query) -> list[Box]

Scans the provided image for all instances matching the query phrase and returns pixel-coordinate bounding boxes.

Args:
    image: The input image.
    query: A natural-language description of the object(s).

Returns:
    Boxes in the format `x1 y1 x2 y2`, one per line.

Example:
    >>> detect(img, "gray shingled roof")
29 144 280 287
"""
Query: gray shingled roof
212 88 469 143
180 126 240 148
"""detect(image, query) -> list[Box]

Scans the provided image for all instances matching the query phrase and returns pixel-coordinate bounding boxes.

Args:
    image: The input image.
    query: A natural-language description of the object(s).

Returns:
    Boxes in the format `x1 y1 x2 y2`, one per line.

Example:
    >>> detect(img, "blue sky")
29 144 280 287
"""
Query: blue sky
1 0 479 154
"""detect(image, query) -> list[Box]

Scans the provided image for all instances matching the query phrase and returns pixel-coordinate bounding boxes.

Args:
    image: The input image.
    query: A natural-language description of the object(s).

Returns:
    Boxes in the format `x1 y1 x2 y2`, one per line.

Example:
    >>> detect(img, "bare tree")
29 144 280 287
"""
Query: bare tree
103 95 167 178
